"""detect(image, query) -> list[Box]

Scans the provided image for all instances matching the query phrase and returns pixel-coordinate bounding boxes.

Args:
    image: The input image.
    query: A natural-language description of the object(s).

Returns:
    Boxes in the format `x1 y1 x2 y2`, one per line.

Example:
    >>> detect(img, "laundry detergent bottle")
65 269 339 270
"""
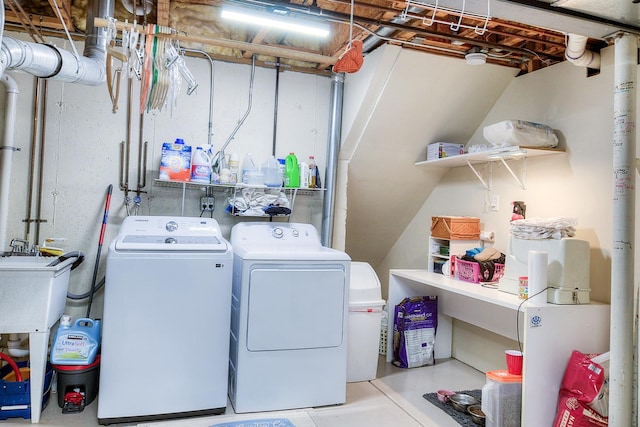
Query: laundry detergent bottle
50 316 101 365
284 152 300 188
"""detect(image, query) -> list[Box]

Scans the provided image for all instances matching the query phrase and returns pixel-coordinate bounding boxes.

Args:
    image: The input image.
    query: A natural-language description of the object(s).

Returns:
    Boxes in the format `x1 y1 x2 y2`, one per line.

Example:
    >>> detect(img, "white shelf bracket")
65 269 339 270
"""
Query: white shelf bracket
497 156 527 189
465 160 491 190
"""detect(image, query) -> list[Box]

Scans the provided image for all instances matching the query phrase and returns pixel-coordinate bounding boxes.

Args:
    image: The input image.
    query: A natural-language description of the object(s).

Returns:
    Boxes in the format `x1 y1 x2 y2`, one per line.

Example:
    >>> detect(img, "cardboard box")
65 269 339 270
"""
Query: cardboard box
427 142 464 160
159 139 192 181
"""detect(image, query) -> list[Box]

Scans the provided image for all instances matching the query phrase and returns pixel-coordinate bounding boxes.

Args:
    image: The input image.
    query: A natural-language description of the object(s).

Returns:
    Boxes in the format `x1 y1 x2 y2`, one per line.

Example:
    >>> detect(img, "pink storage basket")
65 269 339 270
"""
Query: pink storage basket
456 258 504 283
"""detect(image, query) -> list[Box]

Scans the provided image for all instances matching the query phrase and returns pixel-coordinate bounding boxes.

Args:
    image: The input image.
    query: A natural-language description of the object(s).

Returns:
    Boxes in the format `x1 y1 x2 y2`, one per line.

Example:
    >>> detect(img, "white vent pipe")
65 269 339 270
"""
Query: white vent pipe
0 73 18 254
608 32 636 426
0 0 112 85
565 33 601 70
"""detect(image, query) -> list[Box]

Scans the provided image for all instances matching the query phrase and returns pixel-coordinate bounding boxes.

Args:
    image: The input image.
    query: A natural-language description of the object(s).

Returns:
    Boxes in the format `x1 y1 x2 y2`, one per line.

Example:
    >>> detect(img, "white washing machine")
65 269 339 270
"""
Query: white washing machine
229 222 351 413
98 216 233 425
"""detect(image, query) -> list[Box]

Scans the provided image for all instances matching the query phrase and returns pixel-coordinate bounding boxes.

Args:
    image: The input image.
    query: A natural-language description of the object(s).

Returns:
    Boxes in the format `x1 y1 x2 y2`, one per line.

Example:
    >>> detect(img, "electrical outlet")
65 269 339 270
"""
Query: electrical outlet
490 195 499 212
200 196 215 211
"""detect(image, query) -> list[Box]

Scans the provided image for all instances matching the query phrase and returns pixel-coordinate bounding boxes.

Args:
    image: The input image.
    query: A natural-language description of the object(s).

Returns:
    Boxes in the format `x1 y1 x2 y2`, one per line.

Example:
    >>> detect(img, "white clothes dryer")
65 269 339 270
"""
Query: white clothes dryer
228 222 350 413
98 216 232 425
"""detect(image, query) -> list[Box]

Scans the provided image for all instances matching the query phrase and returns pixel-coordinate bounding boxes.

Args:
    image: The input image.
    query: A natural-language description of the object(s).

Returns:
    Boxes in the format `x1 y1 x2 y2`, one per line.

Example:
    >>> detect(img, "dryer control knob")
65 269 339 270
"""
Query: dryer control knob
291 229 299 237
166 221 178 232
273 228 284 238
165 237 177 244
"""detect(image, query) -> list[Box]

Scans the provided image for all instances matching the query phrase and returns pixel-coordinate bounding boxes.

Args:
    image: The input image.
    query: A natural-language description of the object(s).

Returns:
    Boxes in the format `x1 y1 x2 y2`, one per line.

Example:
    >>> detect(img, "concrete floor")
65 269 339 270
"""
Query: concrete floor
1 357 486 427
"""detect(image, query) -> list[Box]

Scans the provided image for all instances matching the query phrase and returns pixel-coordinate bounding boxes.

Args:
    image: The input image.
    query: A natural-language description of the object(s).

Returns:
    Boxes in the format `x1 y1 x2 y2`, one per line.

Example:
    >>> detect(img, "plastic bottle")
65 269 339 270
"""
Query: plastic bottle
190 147 212 183
300 161 309 188
308 156 317 188
284 153 300 188
277 159 286 186
262 156 282 187
50 316 101 366
228 153 240 184
241 153 258 184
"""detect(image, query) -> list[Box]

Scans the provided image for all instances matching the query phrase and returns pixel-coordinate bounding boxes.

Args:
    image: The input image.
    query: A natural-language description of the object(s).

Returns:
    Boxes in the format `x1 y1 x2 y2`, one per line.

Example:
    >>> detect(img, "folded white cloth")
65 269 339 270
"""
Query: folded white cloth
510 217 577 239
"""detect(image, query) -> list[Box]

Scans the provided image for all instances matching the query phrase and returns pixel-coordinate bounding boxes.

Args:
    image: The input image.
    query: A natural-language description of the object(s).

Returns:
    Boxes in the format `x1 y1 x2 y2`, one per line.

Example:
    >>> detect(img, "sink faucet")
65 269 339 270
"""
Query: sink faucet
9 238 29 255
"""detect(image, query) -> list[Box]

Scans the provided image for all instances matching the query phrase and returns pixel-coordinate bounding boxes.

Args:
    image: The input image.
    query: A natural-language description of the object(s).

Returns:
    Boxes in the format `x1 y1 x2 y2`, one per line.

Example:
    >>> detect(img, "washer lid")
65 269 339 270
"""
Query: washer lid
114 216 228 251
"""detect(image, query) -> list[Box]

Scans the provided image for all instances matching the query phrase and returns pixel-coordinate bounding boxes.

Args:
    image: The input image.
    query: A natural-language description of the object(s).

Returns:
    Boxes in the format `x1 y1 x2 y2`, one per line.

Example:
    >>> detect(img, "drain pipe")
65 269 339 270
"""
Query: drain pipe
608 32 636 426
0 73 18 254
0 0 113 85
321 73 344 247
565 33 601 70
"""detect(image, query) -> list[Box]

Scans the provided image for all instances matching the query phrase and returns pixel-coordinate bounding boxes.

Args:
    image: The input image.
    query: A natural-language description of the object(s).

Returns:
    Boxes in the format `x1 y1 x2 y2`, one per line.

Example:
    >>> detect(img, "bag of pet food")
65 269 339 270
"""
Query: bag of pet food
553 350 609 427
392 296 437 368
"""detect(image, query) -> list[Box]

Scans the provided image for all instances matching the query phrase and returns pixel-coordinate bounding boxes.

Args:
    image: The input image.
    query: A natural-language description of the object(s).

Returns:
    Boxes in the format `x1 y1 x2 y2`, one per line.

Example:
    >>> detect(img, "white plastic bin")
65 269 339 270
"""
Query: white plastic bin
347 262 386 383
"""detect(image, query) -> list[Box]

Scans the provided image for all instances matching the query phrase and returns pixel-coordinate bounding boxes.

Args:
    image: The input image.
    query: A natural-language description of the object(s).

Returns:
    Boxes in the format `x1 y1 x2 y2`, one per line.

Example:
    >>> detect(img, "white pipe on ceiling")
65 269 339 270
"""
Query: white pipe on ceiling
608 31 637 426
565 33 601 69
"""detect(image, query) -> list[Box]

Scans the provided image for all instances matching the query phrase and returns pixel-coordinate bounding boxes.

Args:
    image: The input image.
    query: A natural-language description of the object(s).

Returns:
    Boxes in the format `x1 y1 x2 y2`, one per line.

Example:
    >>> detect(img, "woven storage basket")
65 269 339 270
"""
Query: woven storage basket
431 216 480 240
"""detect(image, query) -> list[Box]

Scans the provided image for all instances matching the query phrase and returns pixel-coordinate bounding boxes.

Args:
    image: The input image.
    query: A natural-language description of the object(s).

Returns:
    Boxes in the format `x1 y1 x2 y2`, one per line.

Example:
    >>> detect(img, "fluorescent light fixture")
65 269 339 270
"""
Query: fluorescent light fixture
221 6 330 38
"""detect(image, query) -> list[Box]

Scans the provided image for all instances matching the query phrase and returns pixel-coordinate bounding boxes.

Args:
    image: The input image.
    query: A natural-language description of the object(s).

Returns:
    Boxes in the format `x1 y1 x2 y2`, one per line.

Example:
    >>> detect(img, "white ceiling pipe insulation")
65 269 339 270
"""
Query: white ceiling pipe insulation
0 0 113 85
565 33 601 69
0 73 18 254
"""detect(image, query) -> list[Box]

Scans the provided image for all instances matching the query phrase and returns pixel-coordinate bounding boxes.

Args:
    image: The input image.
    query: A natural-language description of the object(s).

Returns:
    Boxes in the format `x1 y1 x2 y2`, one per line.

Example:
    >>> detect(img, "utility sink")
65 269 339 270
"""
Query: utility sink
0 256 75 333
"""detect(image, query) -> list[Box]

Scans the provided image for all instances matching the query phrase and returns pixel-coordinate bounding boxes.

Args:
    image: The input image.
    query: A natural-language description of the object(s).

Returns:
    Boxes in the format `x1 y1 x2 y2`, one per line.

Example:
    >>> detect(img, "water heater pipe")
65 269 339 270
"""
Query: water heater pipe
321 73 344 247
608 32 636 426
565 33 601 70
0 73 18 253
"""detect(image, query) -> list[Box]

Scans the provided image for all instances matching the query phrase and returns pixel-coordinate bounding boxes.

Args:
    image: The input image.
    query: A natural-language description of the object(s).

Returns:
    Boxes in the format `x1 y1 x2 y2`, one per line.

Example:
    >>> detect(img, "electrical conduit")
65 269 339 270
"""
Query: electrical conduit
565 33 601 70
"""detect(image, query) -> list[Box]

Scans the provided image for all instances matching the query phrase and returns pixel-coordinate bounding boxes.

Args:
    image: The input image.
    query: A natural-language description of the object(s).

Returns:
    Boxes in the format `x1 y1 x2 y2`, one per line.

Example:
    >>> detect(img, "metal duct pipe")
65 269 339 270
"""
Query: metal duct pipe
321 73 344 247
0 73 18 254
361 6 423 53
0 0 112 85
565 33 601 69
608 31 636 427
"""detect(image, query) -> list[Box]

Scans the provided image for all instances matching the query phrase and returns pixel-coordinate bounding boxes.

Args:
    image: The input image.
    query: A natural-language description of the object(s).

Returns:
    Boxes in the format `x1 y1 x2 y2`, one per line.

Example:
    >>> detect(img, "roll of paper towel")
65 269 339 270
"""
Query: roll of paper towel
527 250 548 304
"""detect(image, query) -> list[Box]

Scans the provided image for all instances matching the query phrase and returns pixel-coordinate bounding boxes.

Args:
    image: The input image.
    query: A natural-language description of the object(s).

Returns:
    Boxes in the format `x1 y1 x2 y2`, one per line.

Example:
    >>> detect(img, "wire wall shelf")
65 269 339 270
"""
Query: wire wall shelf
401 0 492 35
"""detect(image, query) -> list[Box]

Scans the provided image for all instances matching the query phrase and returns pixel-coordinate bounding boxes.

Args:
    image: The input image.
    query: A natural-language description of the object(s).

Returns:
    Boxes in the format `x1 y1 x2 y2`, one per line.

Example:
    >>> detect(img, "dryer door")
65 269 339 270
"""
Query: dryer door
247 267 346 351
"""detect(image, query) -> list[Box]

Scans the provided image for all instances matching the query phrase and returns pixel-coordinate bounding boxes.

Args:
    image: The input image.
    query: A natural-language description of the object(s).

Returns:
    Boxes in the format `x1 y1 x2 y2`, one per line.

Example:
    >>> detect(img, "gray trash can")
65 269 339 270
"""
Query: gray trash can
347 262 386 383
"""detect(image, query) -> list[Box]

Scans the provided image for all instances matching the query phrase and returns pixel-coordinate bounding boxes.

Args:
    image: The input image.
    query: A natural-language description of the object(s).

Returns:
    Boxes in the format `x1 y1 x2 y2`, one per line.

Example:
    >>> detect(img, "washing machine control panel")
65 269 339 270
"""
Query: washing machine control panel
272 227 303 239
114 216 229 251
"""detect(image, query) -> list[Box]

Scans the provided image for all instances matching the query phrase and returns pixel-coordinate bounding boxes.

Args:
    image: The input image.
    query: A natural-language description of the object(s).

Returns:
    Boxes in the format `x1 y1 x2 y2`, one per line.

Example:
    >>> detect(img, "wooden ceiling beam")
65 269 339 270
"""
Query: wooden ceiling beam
4 10 66 31
48 0 75 31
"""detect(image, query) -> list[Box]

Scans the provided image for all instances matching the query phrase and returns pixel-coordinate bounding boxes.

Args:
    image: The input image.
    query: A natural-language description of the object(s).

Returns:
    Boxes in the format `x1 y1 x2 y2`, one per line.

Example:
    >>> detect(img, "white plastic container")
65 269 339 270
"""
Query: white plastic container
241 153 258 184
481 370 522 427
347 262 386 383
262 156 282 187
190 147 212 183
229 153 240 184
300 161 309 188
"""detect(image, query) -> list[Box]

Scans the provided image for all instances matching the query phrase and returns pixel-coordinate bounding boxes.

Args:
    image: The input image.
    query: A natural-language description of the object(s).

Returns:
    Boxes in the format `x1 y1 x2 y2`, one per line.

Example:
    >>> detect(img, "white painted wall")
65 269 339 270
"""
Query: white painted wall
0 32 330 321
380 45 620 372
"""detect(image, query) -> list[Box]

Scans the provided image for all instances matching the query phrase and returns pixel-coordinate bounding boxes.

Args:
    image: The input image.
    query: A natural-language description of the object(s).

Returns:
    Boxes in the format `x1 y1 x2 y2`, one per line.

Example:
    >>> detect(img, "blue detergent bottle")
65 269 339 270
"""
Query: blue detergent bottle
50 316 101 365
